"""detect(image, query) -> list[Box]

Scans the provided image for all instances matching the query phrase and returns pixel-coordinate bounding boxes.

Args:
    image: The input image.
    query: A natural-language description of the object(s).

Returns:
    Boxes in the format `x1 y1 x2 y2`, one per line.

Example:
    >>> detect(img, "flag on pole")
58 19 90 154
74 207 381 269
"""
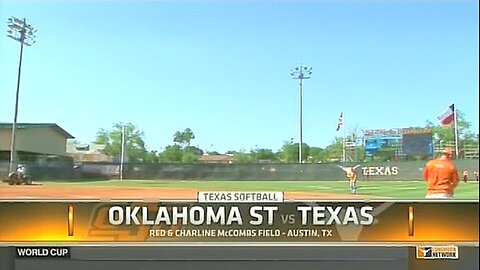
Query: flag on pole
437 104 455 126
336 112 343 131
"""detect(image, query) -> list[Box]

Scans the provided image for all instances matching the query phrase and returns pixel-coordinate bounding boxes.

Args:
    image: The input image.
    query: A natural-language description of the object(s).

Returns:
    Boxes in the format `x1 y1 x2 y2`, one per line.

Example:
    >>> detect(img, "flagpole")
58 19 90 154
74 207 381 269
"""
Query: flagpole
120 125 125 180
453 104 459 159
342 111 346 163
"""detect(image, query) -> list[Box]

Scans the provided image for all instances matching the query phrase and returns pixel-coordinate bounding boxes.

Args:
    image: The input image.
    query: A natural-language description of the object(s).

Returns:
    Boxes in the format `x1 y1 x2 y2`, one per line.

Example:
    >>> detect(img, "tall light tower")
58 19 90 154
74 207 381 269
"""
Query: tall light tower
290 65 312 164
120 125 126 180
6 17 37 172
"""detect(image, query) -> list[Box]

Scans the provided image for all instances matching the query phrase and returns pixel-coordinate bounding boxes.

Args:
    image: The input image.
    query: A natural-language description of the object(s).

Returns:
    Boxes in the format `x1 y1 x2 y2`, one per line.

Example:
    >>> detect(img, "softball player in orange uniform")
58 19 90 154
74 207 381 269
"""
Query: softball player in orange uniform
346 169 358 194
422 148 459 199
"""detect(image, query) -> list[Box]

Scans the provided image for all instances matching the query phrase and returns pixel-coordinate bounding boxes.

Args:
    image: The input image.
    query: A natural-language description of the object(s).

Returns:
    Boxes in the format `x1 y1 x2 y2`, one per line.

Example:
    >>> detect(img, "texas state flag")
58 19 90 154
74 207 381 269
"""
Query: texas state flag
437 104 455 126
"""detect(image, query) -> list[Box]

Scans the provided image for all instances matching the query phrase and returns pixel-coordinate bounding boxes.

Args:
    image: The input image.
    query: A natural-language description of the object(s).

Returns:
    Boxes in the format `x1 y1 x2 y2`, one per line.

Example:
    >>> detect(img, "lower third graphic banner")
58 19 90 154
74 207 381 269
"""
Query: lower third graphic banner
0 201 477 244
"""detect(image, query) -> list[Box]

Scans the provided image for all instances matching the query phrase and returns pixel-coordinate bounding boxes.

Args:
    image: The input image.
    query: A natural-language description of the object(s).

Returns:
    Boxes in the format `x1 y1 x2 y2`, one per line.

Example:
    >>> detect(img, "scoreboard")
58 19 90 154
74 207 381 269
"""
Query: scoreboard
402 133 434 156
364 128 433 158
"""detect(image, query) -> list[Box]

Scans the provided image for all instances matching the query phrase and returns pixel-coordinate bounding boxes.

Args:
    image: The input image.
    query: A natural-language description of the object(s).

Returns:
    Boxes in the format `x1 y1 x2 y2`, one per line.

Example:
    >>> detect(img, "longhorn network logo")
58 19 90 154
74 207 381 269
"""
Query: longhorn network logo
416 246 459 260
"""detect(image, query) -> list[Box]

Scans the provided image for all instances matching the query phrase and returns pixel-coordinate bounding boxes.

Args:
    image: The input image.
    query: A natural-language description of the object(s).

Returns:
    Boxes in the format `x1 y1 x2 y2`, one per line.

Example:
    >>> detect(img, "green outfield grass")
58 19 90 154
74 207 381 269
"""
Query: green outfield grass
41 179 479 200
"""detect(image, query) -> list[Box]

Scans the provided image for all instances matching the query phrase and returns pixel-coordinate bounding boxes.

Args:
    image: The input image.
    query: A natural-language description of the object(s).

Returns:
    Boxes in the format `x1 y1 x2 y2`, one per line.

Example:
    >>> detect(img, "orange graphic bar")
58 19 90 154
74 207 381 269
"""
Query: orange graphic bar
408 206 414 236
0 202 477 243
68 205 74 236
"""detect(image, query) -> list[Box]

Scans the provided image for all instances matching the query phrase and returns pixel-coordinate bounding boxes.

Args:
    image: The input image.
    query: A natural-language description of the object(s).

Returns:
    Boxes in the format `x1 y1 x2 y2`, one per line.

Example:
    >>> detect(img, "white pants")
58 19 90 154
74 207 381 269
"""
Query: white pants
425 193 453 199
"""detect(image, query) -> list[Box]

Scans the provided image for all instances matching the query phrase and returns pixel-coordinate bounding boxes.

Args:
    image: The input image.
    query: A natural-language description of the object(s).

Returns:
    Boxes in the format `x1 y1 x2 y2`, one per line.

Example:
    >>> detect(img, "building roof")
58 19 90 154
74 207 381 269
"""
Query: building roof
198 154 235 162
0 123 74 139
66 141 107 154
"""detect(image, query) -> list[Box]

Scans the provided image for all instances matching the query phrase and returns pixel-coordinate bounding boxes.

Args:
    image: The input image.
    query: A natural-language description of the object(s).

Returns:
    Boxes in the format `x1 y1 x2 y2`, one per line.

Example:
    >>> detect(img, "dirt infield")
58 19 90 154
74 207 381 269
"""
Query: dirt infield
0 185 374 200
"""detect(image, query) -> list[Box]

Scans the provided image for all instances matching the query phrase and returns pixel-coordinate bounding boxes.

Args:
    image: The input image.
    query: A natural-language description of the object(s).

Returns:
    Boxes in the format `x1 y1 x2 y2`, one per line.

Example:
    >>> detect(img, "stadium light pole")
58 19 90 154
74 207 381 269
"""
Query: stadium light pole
6 17 37 172
290 65 312 164
120 125 126 180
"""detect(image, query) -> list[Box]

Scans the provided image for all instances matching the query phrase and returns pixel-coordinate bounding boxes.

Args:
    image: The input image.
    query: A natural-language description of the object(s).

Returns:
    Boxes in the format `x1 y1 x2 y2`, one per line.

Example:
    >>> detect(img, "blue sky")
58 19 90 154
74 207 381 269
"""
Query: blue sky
0 0 478 153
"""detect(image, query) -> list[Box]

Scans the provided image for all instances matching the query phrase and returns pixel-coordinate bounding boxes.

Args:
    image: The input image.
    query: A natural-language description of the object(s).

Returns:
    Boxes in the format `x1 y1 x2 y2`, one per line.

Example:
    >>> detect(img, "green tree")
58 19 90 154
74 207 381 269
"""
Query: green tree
427 110 478 157
323 138 343 162
233 150 252 163
173 128 195 148
160 145 183 163
279 140 310 163
309 147 326 163
251 148 277 163
279 141 295 163
182 151 199 163
160 128 203 163
185 146 204 156
94 123 147 162
182 146 203 163
355 145 367 162
427 110 471 142
144 150 159 163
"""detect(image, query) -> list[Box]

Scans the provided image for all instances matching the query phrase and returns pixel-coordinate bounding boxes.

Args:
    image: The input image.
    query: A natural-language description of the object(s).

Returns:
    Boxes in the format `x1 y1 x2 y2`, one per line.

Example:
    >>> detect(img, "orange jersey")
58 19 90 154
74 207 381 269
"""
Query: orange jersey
346 171 357 182
423 158 459 195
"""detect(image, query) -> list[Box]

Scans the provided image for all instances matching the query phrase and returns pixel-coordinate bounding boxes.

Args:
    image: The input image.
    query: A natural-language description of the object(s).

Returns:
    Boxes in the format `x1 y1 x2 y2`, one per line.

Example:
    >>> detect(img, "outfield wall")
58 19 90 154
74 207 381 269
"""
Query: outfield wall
119 160 479 181
2 160 478 181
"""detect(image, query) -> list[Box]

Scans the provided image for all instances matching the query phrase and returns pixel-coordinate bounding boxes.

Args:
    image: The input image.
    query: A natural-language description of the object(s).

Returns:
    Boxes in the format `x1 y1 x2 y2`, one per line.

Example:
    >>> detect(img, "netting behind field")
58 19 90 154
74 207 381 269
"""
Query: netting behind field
2 160 479 181
123 163 341 181
79 160 478 181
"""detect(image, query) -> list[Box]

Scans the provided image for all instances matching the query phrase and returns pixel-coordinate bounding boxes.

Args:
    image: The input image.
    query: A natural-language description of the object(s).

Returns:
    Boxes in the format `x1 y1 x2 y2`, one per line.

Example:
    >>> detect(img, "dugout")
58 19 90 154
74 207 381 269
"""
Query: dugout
0 123 75 179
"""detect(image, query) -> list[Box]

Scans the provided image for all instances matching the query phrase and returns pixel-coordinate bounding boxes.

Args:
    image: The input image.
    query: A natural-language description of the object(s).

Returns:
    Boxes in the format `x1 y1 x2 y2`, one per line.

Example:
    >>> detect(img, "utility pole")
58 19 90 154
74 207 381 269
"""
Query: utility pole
290 65 312 164
120 125 126 180
6 17 36 172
